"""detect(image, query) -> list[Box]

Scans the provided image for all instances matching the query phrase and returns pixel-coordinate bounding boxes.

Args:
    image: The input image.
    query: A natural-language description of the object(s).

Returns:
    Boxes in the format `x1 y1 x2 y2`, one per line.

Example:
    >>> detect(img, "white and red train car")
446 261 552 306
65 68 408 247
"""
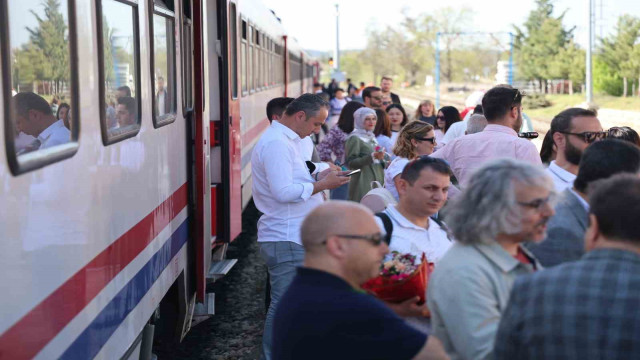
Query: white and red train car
0 0 318 358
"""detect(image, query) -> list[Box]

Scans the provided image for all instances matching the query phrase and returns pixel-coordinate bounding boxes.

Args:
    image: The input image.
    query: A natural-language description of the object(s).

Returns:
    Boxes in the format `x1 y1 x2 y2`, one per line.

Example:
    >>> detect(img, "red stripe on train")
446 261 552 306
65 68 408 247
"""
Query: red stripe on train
241 118 269 146
0 183 189 359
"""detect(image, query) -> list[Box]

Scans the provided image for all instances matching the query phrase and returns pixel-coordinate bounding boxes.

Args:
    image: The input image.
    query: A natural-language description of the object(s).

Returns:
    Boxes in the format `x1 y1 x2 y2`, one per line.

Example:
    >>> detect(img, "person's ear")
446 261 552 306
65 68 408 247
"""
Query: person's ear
410 138 418 147
397 178 410 196
552 131 566 150
584 214 600 252
325 235 348 259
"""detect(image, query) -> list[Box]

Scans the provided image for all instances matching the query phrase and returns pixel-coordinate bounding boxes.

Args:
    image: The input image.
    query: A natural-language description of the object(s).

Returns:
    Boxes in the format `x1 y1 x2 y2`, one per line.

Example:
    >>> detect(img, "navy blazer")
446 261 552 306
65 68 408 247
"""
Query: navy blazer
495 248 640 359
526 188 588 267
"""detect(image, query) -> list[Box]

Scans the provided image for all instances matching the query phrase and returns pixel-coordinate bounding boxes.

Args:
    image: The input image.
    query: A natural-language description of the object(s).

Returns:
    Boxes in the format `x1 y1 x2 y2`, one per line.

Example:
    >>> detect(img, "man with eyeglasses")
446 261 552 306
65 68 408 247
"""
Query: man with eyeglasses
272 201 448 360
526 139 640 267
427 158 550 360
545 108 604 193
362 86 384 109
431 85 541 187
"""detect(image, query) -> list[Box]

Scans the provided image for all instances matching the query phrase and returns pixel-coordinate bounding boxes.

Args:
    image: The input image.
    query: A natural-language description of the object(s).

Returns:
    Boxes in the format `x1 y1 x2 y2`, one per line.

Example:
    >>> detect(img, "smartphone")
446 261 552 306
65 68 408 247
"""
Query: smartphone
518 132 539 139
343 169 361 177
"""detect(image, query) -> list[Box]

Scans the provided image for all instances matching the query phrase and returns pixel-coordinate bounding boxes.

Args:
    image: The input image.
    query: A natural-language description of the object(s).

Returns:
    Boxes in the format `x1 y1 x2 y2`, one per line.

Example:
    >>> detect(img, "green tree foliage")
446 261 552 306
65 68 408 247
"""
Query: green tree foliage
514 0 581 91
594 57 623 96
599 15 640 96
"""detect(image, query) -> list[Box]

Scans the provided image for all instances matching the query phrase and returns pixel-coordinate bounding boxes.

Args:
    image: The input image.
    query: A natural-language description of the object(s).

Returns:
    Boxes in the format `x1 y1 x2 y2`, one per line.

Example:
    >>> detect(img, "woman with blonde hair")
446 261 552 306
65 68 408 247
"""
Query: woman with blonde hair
414 99 436 125
384 121 436 200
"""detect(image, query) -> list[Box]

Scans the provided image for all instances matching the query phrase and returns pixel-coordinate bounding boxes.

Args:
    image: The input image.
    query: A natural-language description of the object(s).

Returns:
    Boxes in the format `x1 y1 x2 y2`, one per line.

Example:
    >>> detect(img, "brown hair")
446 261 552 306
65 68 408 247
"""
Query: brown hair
374 108 391 137
393 121 434 159
414 100 435 120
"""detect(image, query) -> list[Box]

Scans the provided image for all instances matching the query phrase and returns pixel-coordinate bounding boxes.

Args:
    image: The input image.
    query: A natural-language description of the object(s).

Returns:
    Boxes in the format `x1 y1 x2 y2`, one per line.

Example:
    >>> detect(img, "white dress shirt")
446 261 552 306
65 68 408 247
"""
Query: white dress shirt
440 120 467 145
38 120 70 150
251 121 324 244
299 136 329 174
375 205 452 264
545 160 576 193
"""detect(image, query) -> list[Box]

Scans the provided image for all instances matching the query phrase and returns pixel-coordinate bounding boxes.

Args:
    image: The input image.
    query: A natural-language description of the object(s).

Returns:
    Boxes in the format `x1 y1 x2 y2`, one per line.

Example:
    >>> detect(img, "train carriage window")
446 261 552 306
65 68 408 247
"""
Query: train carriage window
2 0 80 174
151 1 177 127
241 19 247 94
253 28 258 91
182 0 194 110
229 3 238 99
248 25 253 92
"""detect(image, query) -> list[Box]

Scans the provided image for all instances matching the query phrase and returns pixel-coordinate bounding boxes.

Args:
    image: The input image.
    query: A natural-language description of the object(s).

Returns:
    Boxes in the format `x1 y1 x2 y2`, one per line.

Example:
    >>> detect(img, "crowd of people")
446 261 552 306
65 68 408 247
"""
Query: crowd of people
251 78 640 360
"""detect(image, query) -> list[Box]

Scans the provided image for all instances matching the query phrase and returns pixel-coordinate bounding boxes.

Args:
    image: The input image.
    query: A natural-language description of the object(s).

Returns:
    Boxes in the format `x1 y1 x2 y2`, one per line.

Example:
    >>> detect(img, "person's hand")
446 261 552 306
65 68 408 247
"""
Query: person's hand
324 161 341 171
386 297 429 318
318 170 351 190
373 150 385 160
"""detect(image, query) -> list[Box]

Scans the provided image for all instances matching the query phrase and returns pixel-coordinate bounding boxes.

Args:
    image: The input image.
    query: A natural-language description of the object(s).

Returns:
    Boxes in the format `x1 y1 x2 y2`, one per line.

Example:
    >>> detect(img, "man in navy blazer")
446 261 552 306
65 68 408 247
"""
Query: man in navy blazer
527 139 640 267
495 174 640 359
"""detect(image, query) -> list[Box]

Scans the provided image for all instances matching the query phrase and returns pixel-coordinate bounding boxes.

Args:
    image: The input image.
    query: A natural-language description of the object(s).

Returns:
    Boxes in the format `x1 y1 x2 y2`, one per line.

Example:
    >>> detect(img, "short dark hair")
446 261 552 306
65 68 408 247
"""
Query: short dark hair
385 103 409 127
574 139 640 193
335 88 344 93
400 157 452 185
549 108 598 140
540 131 556 164
436 106 461 133
381 76 393 82
473 104 483 114
266 97 294 122
607 126 640 147
336 101 365 133
362 86 381 101
117 85 132 98
481 85 522 122
283 93 329 119
12 92 52 117
590 174 640 244
117 96 137 117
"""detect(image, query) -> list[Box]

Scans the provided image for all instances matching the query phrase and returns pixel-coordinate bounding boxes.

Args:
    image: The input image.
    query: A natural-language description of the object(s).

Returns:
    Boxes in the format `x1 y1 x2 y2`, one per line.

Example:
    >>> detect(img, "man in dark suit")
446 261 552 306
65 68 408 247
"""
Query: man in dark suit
380 76 401 105
526 139 640 267
495 174 640 359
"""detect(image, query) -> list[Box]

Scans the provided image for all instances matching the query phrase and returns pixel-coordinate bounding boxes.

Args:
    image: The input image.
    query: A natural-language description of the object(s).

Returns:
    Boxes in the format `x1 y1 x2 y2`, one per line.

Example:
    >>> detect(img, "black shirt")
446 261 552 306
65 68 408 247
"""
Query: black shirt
390 92 401 105
419 115 437 126
272 267 427 360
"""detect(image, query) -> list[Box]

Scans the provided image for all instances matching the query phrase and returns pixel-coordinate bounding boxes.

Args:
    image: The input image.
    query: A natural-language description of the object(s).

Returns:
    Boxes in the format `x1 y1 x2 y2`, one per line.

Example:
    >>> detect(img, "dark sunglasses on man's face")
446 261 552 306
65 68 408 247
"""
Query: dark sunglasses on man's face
322 233 385 247
559 131 607 144
415 137 436 144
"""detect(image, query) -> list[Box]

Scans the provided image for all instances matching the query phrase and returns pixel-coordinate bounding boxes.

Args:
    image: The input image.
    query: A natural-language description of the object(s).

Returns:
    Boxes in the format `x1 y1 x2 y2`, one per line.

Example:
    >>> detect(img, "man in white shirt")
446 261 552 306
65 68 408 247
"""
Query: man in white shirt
252 94 350 360
545 108 604 192
13 92 70 151
375 157 454 331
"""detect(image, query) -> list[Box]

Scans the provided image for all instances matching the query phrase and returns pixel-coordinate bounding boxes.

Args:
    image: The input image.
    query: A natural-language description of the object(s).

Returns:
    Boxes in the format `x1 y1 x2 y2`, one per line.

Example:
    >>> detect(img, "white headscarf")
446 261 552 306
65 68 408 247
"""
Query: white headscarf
348 107 378 144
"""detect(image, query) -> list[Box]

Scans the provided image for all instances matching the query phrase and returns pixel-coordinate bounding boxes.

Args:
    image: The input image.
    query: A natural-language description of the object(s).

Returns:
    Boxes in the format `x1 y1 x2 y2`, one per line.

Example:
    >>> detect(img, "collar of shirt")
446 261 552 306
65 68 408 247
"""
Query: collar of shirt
482 124 518 137
568 187 590 212
38 119 65 143
386 205 433 231
474 241 539 273
272 120 302 143
296 267 354 291
584 248 640 264
547 161 576 184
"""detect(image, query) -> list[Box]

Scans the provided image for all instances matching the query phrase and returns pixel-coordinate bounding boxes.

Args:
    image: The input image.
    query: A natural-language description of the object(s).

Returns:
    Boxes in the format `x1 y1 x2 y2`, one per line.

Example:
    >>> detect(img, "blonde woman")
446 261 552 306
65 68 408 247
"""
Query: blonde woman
414 99 436 125
384 121 436 200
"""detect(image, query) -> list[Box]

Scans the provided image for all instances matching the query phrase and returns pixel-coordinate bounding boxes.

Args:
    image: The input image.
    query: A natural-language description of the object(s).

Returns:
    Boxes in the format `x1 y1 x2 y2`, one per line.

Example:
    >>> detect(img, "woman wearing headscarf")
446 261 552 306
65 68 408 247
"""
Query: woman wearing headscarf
345 107 389 202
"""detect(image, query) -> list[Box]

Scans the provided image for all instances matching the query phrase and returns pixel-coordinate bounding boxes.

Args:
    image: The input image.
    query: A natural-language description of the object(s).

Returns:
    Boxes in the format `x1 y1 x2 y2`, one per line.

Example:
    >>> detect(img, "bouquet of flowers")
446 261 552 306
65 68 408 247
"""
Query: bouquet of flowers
362 251 434 305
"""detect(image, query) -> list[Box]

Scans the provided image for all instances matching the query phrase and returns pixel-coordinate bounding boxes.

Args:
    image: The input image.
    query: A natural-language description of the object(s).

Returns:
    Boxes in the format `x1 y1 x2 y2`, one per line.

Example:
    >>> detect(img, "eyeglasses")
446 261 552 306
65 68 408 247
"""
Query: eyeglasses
415 137 436 144
371 96 383 100
436 115 445 120
559 131 607 144
518 194 556 211
322 232 384 246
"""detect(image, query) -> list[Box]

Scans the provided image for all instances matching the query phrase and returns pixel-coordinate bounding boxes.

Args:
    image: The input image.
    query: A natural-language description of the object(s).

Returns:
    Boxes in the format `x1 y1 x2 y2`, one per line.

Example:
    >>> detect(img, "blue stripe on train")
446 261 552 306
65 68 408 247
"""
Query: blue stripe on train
59 218 189 359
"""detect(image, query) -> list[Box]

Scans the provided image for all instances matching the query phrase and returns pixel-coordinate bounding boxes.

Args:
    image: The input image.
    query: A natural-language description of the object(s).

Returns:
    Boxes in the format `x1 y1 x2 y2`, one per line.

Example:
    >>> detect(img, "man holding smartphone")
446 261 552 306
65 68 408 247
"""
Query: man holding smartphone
252 94 350 360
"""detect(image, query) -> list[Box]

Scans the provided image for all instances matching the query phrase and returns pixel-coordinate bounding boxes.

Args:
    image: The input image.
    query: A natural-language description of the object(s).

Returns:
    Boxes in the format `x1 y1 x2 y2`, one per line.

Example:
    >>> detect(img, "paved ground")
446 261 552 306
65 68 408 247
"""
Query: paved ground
155 201 266 360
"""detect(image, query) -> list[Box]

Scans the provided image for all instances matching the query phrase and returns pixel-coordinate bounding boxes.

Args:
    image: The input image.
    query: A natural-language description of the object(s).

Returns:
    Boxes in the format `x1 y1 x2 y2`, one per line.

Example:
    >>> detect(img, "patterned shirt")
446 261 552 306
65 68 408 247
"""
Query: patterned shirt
317 126 348 163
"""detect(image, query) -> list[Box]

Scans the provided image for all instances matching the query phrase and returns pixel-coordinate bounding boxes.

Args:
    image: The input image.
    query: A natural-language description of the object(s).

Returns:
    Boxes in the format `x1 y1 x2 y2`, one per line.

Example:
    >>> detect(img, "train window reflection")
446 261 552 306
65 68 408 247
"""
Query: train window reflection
6 0 77 165
152 12 177 127
99 0 140 143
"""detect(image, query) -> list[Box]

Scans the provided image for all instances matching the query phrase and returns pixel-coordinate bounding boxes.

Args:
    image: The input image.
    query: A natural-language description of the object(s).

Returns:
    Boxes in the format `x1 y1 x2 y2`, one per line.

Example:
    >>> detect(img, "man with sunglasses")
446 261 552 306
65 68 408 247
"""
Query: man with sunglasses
362 86 384 109
431 85 541 187
272 201 448 360
545 108 604 192
527 139 640 267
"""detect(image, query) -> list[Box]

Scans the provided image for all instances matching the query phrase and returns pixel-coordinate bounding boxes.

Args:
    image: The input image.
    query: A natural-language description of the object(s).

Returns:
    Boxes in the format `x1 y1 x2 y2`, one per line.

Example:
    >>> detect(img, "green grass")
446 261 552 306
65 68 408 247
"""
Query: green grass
525 94 640 122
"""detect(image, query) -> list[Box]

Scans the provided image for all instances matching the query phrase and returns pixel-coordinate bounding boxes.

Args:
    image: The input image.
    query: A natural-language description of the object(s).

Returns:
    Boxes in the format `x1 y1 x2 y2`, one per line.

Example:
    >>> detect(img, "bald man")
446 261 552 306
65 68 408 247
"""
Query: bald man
271 201 448 360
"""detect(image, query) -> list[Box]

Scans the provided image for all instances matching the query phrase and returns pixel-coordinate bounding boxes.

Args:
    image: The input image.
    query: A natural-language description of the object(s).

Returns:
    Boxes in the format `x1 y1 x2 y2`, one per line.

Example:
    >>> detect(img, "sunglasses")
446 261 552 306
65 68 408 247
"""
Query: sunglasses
559 131 607 144
415 137 436 144
518 193 556 211
436 115 445 120
323 233 384 246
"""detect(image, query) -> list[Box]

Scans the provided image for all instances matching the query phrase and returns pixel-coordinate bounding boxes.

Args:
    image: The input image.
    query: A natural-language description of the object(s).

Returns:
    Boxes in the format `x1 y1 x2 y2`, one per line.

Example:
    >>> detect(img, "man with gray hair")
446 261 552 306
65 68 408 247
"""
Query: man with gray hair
251 93 351 359
465 113 487 135
427 158 554 360
272 201 448 360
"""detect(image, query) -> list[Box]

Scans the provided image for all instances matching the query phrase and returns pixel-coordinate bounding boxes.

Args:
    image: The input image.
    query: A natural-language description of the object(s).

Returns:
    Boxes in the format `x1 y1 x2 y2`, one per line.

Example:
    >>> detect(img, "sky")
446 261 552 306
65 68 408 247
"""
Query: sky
263 0 640 52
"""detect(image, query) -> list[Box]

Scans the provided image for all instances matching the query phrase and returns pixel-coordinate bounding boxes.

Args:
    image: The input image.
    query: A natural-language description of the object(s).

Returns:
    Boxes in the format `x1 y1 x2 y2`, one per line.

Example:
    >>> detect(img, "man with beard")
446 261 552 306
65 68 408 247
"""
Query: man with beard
527 139 640 267
432 86 541 187
427 158 552 360
545 108 604 192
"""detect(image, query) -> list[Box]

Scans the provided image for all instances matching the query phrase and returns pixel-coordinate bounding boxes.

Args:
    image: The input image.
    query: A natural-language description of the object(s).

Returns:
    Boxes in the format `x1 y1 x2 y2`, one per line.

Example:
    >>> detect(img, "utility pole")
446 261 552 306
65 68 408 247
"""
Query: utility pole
586 0 594 104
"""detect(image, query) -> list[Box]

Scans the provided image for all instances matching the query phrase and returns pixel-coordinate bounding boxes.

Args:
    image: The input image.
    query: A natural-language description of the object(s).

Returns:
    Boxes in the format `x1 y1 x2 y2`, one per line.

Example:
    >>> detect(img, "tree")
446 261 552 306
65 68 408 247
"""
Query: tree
433 7 472 82
599 15 640 97
514 0 576 92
